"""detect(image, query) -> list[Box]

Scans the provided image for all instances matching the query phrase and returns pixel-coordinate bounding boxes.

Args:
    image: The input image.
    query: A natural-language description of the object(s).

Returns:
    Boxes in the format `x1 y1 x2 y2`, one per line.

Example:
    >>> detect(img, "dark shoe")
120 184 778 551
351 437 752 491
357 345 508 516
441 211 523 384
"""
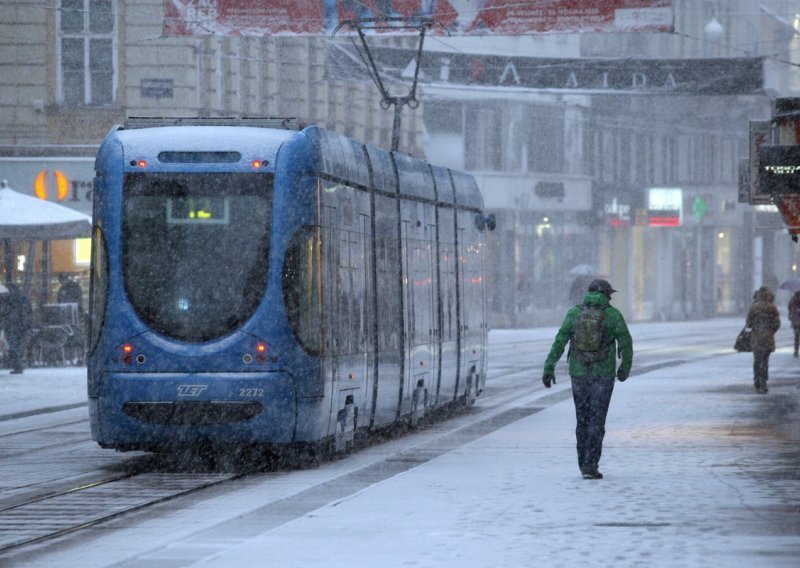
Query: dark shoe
581 469 603 480
10 369 22 375
794 352 798 358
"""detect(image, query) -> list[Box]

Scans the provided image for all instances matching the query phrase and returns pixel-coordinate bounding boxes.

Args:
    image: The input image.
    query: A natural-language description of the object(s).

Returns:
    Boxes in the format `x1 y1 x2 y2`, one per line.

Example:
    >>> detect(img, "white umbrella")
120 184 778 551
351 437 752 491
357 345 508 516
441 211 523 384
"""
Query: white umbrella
0 180 92 302
568 264 602 276
0 180 91 240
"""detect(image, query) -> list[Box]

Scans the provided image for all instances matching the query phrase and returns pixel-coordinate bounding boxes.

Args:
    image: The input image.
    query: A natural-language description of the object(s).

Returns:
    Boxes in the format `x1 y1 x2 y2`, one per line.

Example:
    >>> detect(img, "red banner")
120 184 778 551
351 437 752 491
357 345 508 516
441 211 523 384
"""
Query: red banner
163 1 673 36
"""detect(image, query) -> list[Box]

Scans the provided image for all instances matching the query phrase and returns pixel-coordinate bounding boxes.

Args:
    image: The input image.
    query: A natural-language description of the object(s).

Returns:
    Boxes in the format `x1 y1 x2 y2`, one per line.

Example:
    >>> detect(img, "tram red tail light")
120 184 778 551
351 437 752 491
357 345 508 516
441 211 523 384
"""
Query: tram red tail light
122 344 133 365
241 342 275 365
256 342 267 363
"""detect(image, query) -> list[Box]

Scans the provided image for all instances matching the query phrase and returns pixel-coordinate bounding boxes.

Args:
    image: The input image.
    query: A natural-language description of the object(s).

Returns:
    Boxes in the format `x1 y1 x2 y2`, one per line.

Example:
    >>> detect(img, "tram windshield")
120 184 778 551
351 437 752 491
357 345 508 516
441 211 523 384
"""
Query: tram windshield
123 173 272 342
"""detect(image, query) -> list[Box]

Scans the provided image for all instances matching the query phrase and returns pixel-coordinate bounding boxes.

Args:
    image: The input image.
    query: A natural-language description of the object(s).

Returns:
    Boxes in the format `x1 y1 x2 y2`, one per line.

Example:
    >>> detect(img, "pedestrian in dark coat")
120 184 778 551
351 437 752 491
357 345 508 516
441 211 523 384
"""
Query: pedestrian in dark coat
542 279 633 480
57 272 83 312
788 291 800 357
1 284 34 374
746 286 780 393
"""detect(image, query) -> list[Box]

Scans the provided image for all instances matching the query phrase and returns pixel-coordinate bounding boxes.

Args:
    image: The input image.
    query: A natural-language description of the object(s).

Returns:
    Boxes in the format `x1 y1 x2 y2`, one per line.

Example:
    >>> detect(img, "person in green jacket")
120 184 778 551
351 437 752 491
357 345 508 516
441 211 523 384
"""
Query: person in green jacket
542 279 633 480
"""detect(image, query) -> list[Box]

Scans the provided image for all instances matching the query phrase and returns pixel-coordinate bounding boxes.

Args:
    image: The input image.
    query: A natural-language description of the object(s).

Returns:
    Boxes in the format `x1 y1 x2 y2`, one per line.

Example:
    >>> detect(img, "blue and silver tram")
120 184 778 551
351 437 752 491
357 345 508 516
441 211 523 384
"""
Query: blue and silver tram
88 118 491 452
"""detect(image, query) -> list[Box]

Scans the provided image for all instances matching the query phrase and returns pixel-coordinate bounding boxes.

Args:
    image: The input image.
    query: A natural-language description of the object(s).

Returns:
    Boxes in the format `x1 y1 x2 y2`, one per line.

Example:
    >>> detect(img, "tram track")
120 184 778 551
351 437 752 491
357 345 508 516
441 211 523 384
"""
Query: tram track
0 471 239 553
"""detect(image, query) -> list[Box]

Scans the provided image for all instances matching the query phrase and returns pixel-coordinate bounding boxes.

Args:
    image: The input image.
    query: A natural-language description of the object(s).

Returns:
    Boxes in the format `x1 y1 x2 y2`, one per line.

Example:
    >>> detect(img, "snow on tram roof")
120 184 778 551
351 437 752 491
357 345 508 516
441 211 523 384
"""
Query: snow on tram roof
113 124 297 152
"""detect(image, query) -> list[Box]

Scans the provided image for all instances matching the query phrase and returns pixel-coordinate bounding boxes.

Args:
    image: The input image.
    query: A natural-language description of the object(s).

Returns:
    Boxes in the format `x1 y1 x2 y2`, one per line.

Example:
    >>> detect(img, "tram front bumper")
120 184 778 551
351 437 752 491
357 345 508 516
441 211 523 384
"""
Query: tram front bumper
91 371 296 449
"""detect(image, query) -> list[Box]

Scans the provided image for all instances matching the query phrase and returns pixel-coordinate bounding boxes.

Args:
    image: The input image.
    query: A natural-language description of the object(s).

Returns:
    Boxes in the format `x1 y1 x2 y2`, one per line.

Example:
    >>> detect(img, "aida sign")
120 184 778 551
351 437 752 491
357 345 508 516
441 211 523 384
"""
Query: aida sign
333 50 764 95
163 0 673 36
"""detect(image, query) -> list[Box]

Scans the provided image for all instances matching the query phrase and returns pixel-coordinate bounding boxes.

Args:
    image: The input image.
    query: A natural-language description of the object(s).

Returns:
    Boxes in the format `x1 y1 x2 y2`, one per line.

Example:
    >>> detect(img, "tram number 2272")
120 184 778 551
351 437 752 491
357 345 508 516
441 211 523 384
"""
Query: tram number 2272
238 388 266 398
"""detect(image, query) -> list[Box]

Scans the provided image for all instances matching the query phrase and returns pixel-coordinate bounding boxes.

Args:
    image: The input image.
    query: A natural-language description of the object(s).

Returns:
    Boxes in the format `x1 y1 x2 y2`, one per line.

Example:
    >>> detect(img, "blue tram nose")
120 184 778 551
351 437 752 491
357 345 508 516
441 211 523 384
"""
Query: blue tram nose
95 371 296 448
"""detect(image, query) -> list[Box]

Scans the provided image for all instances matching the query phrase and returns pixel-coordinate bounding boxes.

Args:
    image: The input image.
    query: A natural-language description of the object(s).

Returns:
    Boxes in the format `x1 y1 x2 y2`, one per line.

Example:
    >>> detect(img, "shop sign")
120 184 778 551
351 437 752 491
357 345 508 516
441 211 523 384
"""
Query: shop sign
738 158 750 203
141 79 174 98
750 120 772 205
34 170 70 201
604 197 630 227
0 157 95 216
332 48 762 95
758 145 800 194
647 187 682 226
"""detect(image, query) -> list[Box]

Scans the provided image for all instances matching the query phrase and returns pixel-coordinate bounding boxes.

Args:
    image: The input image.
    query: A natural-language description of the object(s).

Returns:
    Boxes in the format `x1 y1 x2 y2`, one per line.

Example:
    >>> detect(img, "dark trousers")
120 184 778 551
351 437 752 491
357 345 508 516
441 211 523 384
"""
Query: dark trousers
753 350 770 391
570 375 615 472
793 326 800 355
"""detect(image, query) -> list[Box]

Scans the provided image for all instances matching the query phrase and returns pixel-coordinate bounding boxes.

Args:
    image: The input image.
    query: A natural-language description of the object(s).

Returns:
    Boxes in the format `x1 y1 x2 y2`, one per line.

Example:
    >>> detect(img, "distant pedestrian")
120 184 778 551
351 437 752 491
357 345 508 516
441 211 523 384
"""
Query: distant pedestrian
57 272 83 312
542 279 633 480
746 286 780 394
788 290 800 357
1 283 34 374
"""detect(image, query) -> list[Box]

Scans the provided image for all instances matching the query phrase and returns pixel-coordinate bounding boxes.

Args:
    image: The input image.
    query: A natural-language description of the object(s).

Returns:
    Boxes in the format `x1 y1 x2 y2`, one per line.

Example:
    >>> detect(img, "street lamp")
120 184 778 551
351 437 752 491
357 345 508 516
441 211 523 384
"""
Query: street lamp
704 17 724 48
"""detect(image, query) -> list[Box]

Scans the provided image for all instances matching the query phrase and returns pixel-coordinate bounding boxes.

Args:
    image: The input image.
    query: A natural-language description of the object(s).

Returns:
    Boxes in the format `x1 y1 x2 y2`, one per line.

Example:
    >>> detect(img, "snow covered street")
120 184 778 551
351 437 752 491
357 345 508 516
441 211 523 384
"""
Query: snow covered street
2 318 799 567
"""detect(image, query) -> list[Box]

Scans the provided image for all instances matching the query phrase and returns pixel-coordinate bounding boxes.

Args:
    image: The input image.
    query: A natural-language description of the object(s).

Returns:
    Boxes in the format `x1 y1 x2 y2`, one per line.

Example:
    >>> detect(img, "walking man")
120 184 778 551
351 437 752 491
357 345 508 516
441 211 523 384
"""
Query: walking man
541 279 633 480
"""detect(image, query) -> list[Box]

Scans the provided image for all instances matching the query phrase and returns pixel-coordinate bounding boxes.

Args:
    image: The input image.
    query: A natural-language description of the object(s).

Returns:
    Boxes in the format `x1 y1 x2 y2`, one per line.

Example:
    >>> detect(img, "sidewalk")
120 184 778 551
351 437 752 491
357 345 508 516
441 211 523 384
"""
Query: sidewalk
194 349 800 567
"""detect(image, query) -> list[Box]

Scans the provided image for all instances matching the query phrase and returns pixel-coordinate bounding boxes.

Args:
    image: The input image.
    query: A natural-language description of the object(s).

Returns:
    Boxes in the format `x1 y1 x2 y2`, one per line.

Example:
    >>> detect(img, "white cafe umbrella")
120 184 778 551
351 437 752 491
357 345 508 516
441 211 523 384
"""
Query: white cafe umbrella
568 264 603 276
0 180 91 240
0 180 92 301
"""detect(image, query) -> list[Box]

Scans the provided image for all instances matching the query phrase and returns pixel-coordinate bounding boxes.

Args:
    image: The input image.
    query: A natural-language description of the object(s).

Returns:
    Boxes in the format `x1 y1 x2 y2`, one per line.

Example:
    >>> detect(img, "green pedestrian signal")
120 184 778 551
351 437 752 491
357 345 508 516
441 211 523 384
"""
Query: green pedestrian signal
693 195 708 221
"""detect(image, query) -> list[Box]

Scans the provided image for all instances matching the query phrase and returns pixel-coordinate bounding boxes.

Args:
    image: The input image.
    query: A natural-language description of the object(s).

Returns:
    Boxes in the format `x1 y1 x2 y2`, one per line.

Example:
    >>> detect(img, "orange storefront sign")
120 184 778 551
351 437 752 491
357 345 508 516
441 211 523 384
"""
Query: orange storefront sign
34 170 70 201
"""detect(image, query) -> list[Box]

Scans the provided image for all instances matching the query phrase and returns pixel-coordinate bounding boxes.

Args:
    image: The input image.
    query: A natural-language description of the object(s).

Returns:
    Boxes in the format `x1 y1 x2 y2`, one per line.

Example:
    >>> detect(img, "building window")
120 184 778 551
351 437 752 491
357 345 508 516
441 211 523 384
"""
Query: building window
465 103 503 171
526 105 564 174
58 0 116 106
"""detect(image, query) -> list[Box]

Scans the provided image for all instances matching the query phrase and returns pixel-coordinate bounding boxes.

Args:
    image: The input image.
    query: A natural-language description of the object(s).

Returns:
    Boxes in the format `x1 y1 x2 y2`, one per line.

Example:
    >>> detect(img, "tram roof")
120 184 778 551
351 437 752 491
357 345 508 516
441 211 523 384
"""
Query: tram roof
113 125 295 155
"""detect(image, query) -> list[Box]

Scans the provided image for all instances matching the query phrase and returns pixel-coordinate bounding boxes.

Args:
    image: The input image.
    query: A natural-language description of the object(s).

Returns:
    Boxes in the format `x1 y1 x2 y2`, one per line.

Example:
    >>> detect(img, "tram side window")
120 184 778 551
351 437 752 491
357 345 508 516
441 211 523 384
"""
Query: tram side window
88 225 108 355
376 233 401 351
283 226 322 355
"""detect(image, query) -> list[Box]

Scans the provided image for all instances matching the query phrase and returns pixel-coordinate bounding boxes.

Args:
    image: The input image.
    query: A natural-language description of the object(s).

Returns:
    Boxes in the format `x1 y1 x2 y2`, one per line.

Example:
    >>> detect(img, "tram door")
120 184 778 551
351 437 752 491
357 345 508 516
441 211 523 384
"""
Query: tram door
400 199 438 417
321 182 373 437
456 208 487 401
372 192 403 427
432 165 459 405
436 207 458 404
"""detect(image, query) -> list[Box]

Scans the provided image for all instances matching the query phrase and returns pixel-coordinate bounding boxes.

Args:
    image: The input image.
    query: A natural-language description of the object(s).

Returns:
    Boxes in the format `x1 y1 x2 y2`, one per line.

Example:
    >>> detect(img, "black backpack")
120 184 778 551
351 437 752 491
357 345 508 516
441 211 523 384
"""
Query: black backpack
571 305 610 364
